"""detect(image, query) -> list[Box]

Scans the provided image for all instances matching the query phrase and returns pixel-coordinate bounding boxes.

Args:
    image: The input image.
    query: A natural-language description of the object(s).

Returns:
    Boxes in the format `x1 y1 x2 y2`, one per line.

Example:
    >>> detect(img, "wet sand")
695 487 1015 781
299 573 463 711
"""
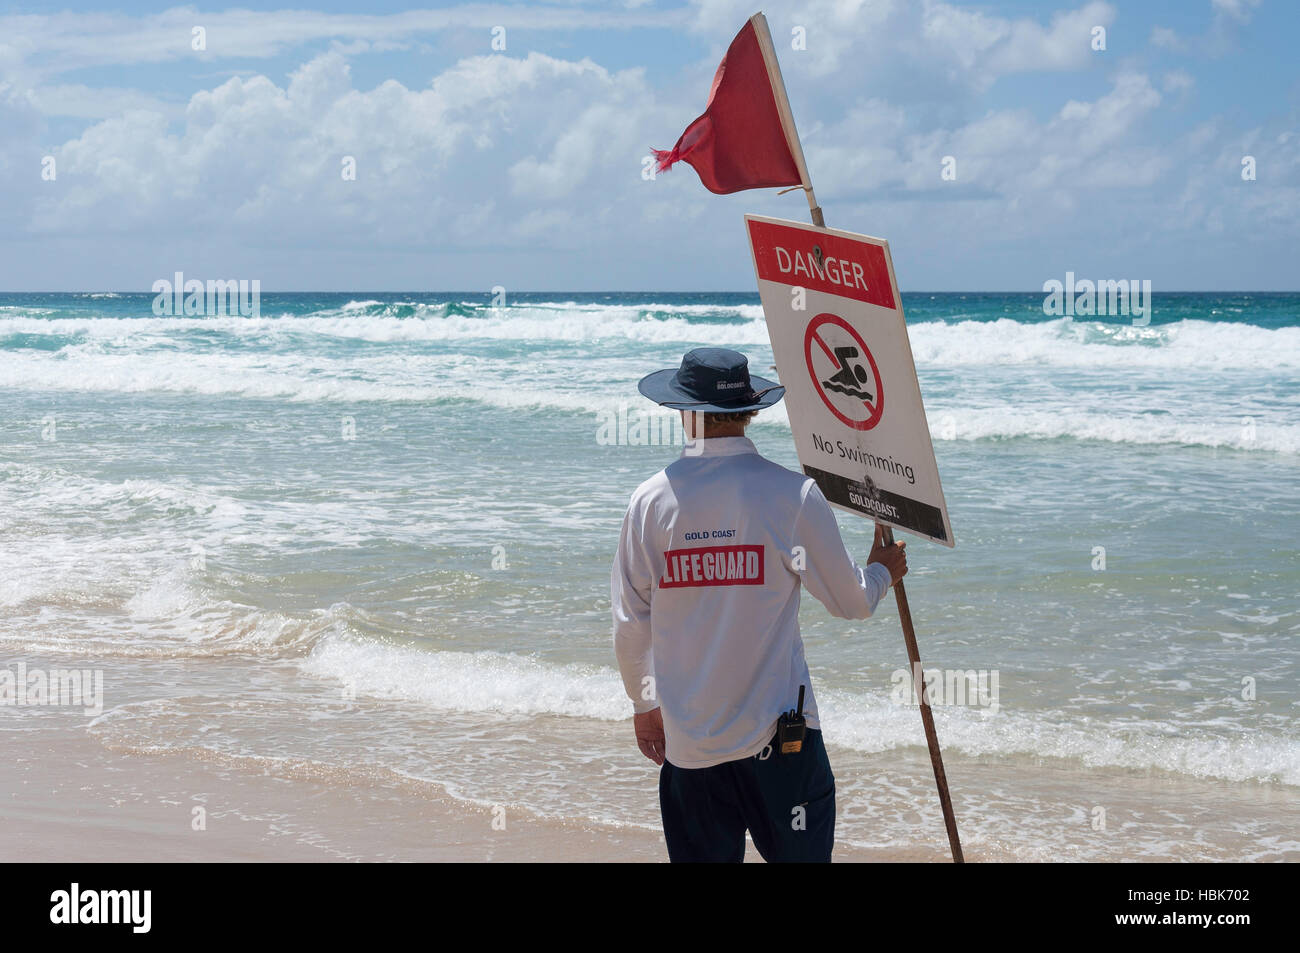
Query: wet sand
4 724 941 862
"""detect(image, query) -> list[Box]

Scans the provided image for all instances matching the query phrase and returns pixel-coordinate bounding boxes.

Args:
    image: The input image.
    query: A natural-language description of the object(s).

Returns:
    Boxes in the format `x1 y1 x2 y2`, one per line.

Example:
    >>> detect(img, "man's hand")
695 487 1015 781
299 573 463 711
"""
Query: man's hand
634 707 666 765
868 524 908 586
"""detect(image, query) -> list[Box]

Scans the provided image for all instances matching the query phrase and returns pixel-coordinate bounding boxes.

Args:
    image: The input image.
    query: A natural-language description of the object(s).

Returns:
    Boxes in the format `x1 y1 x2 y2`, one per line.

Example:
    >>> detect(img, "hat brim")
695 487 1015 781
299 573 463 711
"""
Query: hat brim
637 367 786 413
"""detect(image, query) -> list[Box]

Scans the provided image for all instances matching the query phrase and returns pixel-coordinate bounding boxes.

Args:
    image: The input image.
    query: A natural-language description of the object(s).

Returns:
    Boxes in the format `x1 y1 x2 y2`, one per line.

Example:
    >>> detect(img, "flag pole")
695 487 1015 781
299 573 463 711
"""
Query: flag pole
750 13 824 228
752 11 964 863
885 536 965 863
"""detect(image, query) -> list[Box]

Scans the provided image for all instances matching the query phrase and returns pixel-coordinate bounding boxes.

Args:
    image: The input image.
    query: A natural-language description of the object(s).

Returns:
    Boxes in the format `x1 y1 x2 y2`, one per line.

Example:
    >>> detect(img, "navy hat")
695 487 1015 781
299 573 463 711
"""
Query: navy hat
638 347 785 413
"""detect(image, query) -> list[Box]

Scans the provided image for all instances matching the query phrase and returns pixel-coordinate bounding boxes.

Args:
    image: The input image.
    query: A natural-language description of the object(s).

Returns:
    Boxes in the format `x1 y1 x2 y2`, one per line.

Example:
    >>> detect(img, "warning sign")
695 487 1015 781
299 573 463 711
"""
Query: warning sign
804 313 884 430
745 214 954 546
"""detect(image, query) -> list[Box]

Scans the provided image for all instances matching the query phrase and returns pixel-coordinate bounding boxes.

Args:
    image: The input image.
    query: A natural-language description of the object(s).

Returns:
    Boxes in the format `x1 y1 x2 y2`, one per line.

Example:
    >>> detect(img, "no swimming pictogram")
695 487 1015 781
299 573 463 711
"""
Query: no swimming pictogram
803 312 883 431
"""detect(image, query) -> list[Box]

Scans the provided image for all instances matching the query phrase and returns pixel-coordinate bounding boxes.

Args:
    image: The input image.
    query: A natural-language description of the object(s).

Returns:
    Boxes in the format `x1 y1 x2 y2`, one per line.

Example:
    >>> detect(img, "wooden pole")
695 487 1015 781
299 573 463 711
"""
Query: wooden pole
750 13 824 227
752 10 964 862
880 525 965 863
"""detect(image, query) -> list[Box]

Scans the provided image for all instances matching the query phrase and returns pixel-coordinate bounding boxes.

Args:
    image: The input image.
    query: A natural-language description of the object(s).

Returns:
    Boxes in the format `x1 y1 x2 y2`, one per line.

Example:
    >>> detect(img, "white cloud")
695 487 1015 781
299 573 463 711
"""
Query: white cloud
19 49 671 258
688 0 1115 90
1149 26 1186 51
26 84 183 121
0 4 686 79
1149 1 1260 59
1211 0 1261 23
812 72 1165 204
925 0 1115 78
0 2 1293 290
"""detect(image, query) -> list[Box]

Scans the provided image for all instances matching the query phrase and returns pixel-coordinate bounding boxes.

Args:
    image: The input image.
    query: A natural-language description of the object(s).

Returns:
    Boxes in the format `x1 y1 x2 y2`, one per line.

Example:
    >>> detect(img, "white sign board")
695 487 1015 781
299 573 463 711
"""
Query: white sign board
745 214 954 546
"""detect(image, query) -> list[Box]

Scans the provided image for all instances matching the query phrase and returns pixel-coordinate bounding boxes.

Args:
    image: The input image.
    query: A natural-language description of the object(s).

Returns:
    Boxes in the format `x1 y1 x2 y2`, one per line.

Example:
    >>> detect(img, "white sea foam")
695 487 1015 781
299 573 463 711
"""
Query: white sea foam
302 635 1300 787
0 462 248 528
0 306 770 345
2 343 1293 452
302 635 631 721
910 317 1300 369
923 407 1300 454
817 687 1300 787
2 312 1296 458
0 572 323 658
1 310 1295 367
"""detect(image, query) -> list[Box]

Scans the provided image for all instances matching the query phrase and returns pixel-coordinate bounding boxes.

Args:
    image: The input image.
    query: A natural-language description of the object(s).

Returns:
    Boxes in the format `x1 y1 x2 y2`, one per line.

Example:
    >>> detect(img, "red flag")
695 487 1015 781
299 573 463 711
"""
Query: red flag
652 18 803 195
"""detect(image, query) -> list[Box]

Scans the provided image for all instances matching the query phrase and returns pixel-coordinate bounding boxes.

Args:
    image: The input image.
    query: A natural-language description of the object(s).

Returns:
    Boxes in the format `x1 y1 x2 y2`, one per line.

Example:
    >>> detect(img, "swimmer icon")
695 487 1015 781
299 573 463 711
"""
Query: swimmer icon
803 312 884 431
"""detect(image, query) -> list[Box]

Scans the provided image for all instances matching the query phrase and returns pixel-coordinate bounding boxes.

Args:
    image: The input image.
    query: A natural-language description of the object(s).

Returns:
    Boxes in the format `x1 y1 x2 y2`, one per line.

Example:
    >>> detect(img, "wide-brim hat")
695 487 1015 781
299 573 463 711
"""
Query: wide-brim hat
638 347 785 413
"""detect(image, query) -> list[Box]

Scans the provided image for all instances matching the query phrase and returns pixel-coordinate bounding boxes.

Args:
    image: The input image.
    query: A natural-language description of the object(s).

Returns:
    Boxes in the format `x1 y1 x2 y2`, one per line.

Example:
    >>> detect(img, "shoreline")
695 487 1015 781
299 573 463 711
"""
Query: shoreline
5 723 946 862
5 728 666 863
3 646 1296 863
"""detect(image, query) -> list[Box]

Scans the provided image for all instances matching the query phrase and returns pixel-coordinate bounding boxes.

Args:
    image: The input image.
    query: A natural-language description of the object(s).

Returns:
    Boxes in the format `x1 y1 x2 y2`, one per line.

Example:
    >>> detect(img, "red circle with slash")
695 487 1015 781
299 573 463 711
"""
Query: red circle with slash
803 312 884 431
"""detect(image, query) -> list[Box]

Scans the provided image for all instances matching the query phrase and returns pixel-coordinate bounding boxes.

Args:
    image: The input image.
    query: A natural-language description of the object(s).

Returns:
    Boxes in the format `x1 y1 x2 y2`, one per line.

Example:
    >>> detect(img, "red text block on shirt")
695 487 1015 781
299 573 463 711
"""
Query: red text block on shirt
659 545 764 588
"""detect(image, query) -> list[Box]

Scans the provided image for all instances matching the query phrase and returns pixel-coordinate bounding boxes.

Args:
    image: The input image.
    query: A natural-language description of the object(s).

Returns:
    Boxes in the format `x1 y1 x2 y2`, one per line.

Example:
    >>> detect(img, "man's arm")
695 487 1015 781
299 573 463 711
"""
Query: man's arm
791 479 907 619
611 500 658 714
611 499 667 764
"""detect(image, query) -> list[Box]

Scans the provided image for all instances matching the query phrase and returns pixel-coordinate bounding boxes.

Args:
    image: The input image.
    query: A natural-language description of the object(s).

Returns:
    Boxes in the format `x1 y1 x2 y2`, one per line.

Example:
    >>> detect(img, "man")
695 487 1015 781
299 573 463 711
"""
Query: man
611 346 908 863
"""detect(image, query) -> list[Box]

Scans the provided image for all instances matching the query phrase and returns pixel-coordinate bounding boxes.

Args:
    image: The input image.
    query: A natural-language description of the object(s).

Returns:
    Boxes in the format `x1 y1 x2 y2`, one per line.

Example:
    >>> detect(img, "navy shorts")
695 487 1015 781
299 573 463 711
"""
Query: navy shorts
658 728 836 863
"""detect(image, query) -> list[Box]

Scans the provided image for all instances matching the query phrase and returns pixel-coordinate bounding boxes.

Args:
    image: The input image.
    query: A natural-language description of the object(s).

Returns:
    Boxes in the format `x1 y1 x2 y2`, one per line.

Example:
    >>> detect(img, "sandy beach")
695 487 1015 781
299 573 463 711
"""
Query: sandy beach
4 677 944 863
5 728 669 863
6 648 1294 863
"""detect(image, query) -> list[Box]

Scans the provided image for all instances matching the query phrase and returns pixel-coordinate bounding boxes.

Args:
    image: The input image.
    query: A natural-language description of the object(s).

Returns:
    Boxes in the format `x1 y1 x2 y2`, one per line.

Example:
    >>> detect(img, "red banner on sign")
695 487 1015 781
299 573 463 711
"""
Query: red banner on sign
747 219 897 310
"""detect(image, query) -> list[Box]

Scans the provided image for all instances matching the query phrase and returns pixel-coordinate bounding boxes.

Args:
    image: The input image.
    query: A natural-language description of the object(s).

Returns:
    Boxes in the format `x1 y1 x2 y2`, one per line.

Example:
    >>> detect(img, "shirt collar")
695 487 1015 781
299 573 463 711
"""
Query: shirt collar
680 436 759 458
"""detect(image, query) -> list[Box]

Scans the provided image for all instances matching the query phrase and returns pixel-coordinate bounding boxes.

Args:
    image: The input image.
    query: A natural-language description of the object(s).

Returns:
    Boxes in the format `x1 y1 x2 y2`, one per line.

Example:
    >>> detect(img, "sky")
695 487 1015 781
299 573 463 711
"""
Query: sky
0 0 1296 291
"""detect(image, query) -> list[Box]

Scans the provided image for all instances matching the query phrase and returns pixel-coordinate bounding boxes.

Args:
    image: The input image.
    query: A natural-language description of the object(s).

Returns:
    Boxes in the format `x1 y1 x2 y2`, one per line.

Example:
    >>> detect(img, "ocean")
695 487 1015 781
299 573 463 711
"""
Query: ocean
2 290 1297 861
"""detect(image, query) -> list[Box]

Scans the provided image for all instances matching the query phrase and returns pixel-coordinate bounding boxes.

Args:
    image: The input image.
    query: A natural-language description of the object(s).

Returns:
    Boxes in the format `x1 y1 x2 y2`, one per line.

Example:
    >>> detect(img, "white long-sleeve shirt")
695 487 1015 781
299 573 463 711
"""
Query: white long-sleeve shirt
611 435 893 769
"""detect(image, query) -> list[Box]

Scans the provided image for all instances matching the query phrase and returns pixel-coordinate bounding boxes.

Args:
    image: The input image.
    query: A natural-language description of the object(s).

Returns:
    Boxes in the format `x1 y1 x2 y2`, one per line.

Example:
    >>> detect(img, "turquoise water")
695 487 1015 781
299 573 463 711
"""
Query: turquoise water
2 291 1297 860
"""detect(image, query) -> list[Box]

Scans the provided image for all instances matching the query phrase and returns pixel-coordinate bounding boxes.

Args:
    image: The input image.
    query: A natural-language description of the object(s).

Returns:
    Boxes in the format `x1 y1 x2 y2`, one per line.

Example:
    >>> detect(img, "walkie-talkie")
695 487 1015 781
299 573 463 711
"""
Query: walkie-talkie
777 685 807 755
